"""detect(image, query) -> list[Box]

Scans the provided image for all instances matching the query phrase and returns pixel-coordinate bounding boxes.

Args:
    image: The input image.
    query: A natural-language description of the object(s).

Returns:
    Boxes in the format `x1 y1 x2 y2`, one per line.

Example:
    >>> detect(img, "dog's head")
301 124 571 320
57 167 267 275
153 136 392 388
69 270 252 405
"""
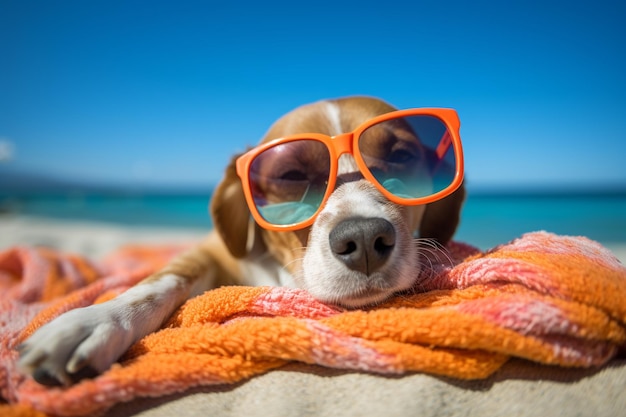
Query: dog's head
211 96 465 307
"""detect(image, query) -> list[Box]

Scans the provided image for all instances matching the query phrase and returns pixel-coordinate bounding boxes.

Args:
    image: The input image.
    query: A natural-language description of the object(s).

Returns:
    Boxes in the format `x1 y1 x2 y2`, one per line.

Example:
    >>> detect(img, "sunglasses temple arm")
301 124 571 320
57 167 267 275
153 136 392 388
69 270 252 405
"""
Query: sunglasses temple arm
436 131 452 159
431 131 453 173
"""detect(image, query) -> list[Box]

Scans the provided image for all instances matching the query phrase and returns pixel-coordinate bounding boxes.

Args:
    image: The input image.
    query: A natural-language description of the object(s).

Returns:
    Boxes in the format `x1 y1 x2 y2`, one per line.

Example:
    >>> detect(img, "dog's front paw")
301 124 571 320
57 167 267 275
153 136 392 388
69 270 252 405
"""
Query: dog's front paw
18 303 135 386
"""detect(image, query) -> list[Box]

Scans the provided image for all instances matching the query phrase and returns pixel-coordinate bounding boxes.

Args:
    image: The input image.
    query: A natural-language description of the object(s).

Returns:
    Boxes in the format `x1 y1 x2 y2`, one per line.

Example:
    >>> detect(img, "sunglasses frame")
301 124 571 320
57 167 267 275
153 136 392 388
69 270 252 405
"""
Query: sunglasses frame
236 108 464 231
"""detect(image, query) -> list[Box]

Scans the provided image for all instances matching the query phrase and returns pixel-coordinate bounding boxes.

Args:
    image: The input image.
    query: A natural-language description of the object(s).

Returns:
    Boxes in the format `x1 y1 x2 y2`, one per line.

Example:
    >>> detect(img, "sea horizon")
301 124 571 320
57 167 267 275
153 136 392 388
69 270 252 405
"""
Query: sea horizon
1 182 625 252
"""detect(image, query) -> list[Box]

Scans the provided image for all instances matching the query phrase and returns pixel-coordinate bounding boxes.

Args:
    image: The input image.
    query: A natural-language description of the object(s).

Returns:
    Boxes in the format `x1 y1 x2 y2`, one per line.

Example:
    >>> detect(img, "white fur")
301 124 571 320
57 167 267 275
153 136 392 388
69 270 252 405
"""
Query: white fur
239 255 296 288
338 153 359 176
300 180 424 307
324 101 343 136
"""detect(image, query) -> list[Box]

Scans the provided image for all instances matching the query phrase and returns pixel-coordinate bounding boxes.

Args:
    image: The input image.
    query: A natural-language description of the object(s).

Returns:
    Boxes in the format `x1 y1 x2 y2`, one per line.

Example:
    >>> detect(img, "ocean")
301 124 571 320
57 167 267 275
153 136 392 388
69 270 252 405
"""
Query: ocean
455 193 626 249
1 191 625 251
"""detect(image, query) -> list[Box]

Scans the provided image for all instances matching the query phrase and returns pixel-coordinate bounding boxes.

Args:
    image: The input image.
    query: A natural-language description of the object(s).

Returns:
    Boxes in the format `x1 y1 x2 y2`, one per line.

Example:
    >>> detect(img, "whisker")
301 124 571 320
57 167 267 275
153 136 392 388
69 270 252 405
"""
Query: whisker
282 256 304 274
415 238 455 268
281 247 307 280
410 238 456 293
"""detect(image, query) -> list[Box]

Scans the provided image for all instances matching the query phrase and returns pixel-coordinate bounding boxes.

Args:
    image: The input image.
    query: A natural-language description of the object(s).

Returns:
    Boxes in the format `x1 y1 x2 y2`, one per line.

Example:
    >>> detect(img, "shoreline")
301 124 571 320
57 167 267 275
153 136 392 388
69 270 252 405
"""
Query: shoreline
1 214 625 263
0 214 207 259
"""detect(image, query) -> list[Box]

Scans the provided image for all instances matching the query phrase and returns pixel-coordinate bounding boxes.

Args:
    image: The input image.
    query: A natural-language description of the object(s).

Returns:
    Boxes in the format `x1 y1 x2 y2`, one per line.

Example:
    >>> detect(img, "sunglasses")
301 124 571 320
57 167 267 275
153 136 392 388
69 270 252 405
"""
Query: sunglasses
236 108 464 231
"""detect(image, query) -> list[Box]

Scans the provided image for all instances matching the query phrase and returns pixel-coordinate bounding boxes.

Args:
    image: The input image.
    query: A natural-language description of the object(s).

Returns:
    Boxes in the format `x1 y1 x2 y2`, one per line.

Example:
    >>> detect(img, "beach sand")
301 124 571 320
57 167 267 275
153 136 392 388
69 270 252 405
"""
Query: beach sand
0 214 207 259
1 214 625 263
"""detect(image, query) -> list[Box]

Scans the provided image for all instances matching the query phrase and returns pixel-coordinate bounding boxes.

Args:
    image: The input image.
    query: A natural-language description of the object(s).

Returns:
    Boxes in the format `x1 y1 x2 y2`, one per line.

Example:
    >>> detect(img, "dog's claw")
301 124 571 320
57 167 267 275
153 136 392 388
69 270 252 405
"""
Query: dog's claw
33 368 64 387
67 353 88 374
68 365 99 384
30 363 99 386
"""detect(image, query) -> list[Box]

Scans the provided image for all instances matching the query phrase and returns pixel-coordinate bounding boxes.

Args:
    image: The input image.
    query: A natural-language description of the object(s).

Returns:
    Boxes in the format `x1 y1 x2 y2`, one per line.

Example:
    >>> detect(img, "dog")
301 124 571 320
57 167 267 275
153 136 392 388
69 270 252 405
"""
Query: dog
18 96 465 386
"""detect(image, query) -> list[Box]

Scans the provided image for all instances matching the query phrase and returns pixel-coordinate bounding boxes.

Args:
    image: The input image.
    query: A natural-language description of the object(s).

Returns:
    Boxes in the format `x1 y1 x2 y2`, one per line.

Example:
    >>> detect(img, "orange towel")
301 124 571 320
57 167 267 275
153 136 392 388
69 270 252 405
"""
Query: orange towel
1 232 625 417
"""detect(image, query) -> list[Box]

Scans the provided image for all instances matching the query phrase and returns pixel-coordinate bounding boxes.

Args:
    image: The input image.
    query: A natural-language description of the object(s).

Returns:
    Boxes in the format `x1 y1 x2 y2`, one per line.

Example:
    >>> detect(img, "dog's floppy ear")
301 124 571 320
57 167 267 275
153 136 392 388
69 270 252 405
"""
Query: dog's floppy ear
419 183 466 245
210 154 255 258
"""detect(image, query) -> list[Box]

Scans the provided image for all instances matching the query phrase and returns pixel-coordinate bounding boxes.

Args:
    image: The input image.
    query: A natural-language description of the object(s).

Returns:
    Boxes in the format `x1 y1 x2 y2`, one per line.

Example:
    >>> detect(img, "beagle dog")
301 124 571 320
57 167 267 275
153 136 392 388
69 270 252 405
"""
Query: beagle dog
18 96 465 386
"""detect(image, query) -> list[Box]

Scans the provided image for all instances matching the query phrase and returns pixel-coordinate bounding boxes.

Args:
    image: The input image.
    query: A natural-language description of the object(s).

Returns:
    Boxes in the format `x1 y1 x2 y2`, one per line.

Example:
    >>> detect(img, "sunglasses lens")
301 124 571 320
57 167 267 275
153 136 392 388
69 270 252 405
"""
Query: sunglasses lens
358 115 457 200
248 139 331 226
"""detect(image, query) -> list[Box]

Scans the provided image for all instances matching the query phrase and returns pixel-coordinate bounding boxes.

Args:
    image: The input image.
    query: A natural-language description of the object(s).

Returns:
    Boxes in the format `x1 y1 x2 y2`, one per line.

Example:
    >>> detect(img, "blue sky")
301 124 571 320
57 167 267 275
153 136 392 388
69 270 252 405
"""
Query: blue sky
1 0 625 191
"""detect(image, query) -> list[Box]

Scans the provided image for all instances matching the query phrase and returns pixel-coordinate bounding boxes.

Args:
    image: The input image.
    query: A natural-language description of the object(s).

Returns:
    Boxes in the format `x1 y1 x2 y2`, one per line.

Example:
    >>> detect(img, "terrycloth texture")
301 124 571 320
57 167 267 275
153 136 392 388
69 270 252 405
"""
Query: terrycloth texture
0 232 625 417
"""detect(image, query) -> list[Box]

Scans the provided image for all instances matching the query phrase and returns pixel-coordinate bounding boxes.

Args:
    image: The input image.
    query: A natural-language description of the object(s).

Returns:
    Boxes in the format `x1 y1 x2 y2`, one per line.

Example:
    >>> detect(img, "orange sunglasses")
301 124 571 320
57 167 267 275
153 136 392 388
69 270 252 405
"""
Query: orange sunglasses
236 108 464 231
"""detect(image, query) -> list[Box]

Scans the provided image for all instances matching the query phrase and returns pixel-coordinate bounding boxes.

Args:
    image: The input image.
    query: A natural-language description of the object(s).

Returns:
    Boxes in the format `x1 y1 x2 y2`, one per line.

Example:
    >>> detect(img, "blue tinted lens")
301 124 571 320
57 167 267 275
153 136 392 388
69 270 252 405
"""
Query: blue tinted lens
248 140 330 226
258 201 318 225
358 115 456 200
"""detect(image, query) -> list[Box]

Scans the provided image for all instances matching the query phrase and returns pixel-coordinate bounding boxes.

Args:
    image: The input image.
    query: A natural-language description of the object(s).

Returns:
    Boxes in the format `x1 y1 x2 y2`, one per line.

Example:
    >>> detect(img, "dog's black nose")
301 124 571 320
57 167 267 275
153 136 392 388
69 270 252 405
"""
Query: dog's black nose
329 217 396 275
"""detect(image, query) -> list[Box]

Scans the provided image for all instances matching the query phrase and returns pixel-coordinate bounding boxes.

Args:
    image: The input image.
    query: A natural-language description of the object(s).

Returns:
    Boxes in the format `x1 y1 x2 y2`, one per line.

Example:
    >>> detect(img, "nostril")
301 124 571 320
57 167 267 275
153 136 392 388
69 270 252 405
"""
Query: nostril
374 236 394 255
335 240 358 256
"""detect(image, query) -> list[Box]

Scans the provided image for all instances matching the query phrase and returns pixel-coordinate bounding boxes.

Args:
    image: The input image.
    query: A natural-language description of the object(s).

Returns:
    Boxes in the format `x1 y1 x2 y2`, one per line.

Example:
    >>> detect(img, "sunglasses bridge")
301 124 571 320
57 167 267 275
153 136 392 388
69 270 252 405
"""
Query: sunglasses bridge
304 132 377 188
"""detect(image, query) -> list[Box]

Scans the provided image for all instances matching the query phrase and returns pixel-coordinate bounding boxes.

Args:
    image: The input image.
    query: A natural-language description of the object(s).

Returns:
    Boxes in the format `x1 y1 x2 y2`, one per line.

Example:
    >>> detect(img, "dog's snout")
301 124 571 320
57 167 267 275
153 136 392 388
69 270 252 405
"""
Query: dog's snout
329 218 396 275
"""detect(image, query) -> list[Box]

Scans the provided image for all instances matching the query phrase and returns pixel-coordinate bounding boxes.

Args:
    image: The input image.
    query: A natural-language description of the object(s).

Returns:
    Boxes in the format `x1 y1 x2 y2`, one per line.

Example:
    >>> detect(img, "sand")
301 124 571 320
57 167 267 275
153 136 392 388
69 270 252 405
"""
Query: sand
0 214 207 259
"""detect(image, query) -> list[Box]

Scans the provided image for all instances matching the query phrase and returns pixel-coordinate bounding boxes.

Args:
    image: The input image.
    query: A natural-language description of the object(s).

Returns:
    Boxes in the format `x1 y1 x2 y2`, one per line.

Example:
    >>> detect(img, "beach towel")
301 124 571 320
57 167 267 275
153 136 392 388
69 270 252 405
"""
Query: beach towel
1 231 625 417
